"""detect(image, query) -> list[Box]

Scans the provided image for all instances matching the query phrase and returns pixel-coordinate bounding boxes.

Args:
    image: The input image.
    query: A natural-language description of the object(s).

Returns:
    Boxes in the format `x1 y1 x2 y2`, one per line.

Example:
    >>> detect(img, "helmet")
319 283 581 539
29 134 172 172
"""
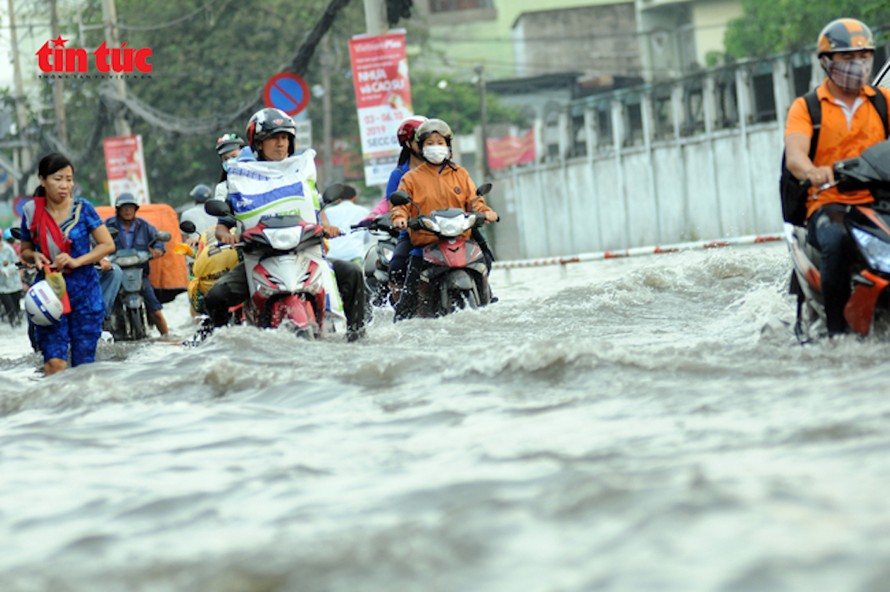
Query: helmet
397 115 427 147
2 229 12 241
246 108 296 156
216 133 244 156
189 184 213 204
415 119 454 146
24 280 63 327
817 18 875 56
115 192 139 210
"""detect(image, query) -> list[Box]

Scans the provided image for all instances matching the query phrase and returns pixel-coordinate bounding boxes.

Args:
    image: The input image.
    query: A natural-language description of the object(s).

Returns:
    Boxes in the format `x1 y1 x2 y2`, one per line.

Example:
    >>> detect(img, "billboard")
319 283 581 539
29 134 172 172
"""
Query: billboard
348 31 413 186
103 134 150 205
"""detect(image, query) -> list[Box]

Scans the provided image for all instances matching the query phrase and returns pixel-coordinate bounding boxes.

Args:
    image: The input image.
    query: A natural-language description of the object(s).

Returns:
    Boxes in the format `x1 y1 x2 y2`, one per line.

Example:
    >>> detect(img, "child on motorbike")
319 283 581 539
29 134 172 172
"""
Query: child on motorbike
390 118 498 320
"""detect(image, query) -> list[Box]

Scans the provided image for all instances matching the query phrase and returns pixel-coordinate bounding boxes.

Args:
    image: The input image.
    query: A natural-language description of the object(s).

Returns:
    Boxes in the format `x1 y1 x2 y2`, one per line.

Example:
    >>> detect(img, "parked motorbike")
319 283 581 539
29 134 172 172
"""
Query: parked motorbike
787 139 890 341
108 230 172 341
202 199 345 338
389 183 496 317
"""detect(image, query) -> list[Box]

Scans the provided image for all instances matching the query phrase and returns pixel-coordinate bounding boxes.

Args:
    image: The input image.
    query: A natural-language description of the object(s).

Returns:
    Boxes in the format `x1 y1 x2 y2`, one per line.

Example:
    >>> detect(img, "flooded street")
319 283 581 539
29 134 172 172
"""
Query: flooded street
2 241 890 592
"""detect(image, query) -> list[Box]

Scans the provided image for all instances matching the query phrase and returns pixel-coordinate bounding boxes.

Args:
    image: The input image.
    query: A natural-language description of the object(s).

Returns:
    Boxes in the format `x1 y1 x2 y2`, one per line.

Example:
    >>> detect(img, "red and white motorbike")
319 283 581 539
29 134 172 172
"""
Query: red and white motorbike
389 183 496 317
204 200 345 338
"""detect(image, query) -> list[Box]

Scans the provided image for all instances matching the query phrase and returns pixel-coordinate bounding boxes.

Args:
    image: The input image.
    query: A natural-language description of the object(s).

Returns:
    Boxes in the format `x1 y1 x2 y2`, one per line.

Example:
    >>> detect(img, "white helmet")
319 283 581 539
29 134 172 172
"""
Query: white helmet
25 280 64 327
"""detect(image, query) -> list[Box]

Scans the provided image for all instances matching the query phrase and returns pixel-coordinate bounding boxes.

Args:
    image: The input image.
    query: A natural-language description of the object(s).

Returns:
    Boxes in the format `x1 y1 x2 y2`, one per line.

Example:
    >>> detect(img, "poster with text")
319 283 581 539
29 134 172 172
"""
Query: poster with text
349 31 413 186
103 134 151 206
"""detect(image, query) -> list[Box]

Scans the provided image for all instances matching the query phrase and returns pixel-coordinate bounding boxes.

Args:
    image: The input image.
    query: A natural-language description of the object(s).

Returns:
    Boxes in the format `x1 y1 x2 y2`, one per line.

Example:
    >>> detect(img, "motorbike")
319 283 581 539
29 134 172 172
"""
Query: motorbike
354 213 400 307
107 230 172 341
786 139 890 341
202 198 346 338
389 183 496 317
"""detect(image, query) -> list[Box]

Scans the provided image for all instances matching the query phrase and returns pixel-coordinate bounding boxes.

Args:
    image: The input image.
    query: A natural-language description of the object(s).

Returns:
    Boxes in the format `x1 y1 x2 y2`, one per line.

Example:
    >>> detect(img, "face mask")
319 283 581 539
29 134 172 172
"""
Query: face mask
222 159 231 173
423 145 449 164
823 56 873 93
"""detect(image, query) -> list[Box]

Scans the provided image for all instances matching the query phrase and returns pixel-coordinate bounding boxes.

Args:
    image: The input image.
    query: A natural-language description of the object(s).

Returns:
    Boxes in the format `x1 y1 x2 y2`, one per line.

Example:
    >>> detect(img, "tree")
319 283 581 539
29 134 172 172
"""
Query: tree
724 0 890 58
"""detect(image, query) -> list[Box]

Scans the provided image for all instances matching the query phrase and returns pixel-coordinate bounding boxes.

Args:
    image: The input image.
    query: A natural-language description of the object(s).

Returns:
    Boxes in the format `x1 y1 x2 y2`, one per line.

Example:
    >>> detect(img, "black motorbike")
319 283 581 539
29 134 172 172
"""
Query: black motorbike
108 231 171 341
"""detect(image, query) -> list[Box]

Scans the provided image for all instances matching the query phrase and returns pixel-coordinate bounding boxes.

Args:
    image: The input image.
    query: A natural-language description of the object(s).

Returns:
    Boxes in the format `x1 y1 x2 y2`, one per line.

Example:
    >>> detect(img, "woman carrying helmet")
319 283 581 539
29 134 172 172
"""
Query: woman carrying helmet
19 153 116 375
784 18 890 336
390 118 499 320
201 107 366 340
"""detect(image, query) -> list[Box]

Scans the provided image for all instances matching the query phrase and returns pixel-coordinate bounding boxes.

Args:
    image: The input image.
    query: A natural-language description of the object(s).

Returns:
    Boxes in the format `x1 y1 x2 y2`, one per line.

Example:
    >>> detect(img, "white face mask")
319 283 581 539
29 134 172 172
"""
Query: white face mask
423 145 449 164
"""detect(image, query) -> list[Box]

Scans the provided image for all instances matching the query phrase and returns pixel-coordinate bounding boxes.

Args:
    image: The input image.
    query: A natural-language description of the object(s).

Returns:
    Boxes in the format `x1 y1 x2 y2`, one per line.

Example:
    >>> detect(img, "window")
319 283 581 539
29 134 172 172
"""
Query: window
430 0 493 13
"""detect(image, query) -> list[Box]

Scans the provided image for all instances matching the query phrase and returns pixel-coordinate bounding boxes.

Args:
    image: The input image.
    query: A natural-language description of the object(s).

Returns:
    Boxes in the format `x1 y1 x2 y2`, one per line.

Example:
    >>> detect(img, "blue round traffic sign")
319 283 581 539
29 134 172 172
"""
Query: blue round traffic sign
263 72 310 116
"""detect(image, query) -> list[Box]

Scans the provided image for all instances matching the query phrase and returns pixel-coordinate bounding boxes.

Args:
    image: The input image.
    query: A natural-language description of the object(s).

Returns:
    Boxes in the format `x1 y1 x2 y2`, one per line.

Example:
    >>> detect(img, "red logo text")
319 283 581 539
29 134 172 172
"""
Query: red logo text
36 36 152 74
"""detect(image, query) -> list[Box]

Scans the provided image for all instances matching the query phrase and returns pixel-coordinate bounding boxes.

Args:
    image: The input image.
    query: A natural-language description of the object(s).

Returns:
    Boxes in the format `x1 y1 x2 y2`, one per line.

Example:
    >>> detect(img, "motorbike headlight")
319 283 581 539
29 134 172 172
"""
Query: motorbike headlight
265 227 303 250
113 255 142 267
421 218 441 233
851 227 890 274
434 216 468 237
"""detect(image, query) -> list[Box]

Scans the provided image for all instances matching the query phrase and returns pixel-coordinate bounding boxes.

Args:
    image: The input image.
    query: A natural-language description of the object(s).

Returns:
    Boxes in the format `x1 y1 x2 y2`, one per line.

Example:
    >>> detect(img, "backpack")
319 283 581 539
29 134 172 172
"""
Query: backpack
779 86 889 226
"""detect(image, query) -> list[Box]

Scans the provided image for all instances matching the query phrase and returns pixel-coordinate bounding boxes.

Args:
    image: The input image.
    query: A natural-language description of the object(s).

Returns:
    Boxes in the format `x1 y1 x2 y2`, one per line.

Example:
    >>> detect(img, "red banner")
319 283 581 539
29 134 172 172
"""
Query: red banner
348 31 413 185
103 134 150 205
486 129 536 171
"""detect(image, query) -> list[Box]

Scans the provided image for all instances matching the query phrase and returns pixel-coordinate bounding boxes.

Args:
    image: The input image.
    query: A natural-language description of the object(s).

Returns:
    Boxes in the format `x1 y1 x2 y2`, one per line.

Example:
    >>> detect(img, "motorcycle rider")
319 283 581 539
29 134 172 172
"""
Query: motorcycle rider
324 189 370 263
214 133 245 201
105 193 170 337
784 18 890 336
180 184 218 235
202 107 366 340
391 118 498 320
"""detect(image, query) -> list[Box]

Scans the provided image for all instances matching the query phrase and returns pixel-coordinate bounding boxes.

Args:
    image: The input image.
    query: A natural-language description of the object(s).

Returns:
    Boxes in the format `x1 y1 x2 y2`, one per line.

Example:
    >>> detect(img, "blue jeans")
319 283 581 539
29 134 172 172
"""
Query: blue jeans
99 264 123 320
808 204 853 335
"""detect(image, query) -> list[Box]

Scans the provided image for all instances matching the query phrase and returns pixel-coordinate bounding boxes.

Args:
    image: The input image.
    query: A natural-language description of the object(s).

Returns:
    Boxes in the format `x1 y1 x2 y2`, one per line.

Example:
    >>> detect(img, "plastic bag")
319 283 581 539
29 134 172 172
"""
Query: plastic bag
45 270 72 314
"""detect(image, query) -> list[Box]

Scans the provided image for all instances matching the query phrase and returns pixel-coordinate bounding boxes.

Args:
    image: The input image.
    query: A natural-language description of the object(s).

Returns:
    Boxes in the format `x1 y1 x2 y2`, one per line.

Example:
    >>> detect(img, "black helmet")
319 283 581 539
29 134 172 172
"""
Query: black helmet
115 192 139 210
415 118 454 146
216 133 245 156
817 18 876 57
189 184 212 204
246 108 296 156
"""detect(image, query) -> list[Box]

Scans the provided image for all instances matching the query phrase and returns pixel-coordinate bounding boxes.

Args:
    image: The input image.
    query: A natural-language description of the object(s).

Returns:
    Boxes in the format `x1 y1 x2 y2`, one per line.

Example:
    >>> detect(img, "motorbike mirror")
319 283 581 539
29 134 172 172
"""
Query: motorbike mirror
388 191 413 207
204 199 231 217
476 182 493 197
321 183 357 206
9 227 22 240
179 220 197 234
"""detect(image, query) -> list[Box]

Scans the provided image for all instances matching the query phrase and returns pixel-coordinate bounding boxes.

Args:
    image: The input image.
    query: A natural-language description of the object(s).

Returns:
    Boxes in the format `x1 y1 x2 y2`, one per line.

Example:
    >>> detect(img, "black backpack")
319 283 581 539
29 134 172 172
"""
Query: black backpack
779 86 889 226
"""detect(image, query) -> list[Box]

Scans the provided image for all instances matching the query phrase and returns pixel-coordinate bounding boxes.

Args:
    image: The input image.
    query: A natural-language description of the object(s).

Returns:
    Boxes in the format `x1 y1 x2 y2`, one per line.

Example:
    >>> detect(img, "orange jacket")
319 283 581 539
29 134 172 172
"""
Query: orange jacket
785 80 890 219
391 162 493 247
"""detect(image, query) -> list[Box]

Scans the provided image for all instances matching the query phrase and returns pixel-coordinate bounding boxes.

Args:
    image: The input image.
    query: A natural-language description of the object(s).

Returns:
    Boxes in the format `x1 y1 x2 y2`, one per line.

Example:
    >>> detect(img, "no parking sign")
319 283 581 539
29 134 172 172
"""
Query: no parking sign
263 72 310 116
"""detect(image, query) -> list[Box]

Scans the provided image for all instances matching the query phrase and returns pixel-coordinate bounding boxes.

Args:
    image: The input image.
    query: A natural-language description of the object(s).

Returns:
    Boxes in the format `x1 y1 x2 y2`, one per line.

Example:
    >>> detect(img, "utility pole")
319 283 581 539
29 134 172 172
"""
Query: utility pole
49 0 69 145
475 65 491 182
101 0 131 136
362 0 387 36
320 35 334 185
6 0 32 191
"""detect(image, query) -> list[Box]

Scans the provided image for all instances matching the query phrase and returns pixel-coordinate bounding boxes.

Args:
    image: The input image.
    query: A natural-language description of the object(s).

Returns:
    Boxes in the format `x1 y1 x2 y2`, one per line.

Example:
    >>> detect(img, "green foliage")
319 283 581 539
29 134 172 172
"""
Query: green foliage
724 0 890 58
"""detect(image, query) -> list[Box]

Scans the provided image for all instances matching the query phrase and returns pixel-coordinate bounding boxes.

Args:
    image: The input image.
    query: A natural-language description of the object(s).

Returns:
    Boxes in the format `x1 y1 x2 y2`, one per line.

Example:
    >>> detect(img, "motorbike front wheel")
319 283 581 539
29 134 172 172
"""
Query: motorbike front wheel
127 307 146 340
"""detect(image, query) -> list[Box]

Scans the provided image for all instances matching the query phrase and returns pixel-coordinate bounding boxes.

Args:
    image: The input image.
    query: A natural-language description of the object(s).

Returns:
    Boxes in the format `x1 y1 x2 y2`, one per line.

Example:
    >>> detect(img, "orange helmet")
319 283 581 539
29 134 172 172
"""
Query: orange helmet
817 18 875 57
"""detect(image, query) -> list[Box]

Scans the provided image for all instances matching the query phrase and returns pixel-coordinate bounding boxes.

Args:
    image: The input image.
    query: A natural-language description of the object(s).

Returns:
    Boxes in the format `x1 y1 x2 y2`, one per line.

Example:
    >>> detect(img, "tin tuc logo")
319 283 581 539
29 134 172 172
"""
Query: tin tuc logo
36 36 152 74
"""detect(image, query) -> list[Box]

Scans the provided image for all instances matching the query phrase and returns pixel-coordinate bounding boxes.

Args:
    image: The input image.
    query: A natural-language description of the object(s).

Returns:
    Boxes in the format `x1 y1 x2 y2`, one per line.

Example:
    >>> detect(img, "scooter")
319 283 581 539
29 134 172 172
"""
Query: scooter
108 230 172 341
354 213 400 307
389 183 496 317
787 139 890 341
203 199 345 338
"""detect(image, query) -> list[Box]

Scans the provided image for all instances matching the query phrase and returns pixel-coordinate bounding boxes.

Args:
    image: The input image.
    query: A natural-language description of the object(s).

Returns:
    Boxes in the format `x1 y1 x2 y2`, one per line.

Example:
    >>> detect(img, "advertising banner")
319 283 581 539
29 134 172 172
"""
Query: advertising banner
103 134 150 205
486 129 536 171
348 31 413 186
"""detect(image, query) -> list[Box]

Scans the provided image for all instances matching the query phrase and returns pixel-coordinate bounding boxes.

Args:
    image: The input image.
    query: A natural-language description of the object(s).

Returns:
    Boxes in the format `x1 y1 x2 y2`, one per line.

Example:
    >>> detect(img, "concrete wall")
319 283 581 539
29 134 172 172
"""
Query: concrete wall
484 56 799 260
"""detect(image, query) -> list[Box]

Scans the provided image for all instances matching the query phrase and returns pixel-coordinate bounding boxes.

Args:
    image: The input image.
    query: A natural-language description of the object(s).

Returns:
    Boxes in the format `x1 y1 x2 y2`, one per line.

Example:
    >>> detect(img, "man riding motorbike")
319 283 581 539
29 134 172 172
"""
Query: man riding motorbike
202 107 366 340
105 192 170 338
784 17 890 336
